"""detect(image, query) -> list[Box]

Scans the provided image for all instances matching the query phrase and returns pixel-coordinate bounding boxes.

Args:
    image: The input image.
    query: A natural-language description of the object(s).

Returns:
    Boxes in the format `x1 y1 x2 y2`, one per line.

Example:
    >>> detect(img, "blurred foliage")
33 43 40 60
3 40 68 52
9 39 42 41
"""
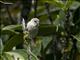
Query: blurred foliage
0 0 80 60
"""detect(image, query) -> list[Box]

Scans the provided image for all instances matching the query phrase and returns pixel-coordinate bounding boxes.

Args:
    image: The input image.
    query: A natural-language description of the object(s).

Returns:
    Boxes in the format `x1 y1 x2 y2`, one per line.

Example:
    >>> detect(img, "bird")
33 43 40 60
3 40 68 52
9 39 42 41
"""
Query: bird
26 18 39 45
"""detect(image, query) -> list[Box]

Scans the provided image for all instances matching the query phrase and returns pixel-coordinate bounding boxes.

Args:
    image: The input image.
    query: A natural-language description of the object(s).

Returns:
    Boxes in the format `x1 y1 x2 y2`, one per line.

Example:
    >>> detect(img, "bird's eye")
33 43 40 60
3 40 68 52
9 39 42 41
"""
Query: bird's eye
34 21 37 23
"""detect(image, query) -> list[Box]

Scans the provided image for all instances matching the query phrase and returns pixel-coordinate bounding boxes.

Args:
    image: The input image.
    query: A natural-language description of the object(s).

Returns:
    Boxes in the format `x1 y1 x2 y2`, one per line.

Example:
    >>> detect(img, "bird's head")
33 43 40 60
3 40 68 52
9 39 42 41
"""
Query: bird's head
31 18 39 26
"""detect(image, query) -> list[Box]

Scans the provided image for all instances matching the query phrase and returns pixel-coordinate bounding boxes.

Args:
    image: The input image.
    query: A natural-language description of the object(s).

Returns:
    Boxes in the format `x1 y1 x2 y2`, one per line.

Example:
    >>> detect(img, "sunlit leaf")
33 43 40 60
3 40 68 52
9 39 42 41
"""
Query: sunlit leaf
70 1 80 10
1 25 22 35
3 49 39 60
2 25 22 31
53 10 66 29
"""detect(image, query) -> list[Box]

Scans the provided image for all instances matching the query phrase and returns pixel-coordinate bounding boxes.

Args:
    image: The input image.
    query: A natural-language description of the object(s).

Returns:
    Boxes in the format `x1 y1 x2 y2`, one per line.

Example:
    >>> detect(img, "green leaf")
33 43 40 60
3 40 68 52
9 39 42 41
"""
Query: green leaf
3 49 38 60
70 1 80 10
41 36 52 54
1 25 22 35
4 52 25 60
3 34 23 52
38 0 65 8
2 49 26 60
0 38 4 55
0 0 17 3
2 53 13 60
2 25 22 31
38 24 64 36
53 10 66 29
1 30 20 35
73 33 80 41
62 0 73 11
73 33 80 52
11 49 28 59
32 38 42 56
